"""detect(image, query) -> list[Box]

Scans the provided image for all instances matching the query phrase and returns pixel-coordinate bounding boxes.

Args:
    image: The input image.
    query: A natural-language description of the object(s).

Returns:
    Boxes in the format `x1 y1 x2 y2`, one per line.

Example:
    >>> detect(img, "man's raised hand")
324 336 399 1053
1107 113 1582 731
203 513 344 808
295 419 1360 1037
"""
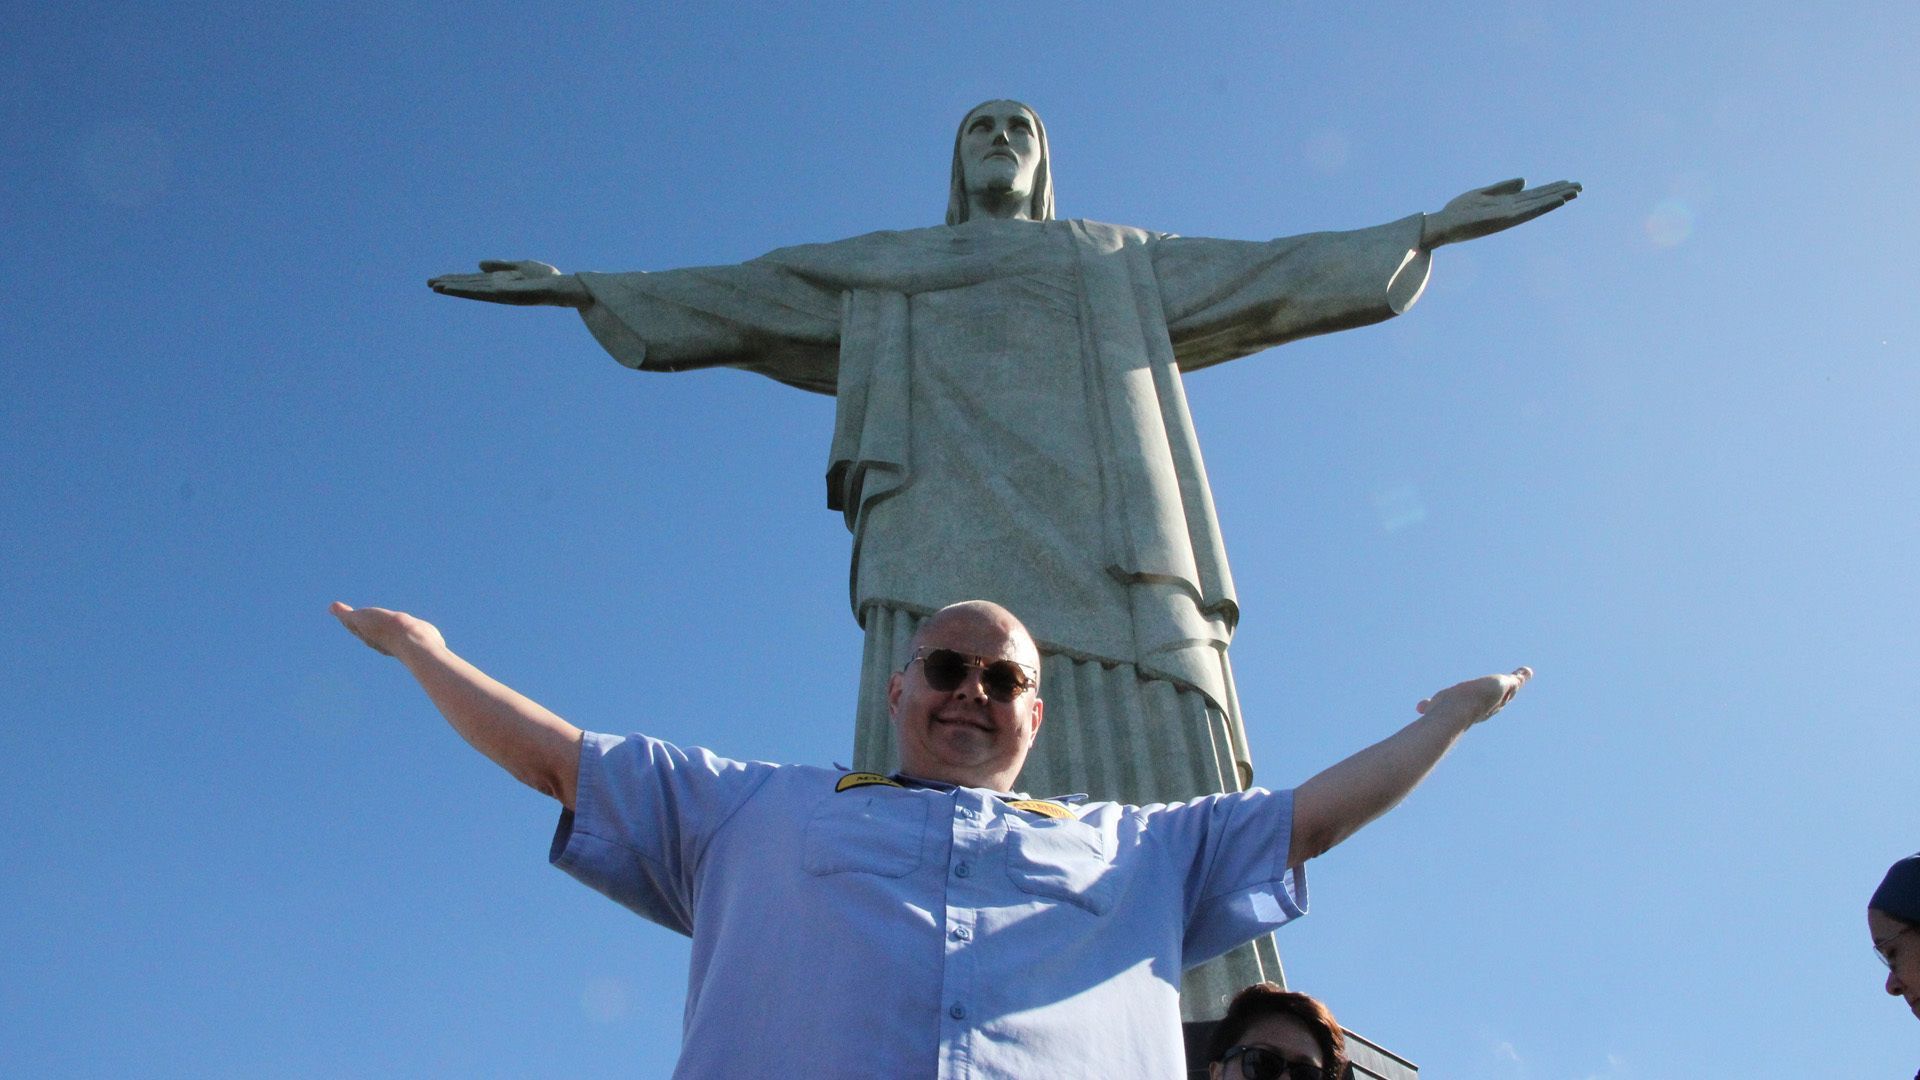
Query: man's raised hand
427 260 591 308
1423 179 1581 249
331 601 446 659
1416 666 1533 726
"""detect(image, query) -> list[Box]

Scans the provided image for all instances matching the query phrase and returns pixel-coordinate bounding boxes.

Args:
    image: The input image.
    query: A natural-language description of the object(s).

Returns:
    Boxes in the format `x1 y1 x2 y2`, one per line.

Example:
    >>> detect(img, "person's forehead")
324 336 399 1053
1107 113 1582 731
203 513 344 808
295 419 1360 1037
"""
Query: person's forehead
918 611 1032 662
1871 907 1910 941
1236 1013 1322 1061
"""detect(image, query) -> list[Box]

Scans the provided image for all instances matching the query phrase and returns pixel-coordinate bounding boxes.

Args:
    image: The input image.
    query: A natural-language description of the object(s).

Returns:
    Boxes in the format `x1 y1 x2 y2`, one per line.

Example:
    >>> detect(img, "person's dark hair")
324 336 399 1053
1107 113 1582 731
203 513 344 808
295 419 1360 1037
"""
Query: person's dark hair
1872 852 1920 925
946 99 1055 226
1206 982 1348 1080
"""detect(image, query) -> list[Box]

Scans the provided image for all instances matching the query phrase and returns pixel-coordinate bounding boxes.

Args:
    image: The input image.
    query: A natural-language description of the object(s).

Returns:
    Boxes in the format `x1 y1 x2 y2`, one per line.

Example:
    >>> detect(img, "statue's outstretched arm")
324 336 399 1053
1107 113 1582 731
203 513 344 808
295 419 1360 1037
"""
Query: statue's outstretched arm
428 260 592 309
1422 178 1582 249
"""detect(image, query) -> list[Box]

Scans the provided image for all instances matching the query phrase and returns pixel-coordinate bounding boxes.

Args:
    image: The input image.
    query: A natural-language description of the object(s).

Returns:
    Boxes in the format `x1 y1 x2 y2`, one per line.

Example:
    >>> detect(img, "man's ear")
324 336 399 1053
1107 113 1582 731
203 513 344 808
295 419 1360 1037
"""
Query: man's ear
887 671 903 717
1026 697 1044 741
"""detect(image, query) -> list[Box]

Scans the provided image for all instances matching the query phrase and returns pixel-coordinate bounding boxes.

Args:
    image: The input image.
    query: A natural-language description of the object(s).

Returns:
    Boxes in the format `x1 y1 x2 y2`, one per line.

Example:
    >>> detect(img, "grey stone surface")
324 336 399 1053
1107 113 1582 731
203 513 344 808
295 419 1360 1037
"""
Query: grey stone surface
1346 1028 1421 1079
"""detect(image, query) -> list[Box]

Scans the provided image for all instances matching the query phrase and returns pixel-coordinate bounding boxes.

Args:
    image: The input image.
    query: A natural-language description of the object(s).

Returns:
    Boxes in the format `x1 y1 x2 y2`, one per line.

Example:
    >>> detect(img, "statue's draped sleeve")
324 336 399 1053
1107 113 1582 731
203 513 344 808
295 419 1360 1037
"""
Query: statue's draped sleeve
575 227 1068 524
1155 213 1431 372
575 256 847 395
572 228 1054 399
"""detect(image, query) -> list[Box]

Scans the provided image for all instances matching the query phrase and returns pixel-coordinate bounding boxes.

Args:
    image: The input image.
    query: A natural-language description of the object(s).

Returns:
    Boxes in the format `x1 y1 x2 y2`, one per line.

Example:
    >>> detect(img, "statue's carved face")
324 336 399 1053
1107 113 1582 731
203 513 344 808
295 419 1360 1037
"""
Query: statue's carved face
958 102 1042 206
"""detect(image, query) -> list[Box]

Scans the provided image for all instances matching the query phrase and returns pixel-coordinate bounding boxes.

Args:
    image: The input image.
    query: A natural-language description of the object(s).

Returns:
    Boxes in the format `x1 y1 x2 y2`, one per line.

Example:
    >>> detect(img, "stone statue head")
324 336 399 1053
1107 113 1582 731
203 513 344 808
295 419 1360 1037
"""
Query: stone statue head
946 99 1054 226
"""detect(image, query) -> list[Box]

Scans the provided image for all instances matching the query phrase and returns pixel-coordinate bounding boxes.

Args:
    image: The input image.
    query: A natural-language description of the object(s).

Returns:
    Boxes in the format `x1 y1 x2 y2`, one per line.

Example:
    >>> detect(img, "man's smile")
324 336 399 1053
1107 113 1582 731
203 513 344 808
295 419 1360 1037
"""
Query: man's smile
934 712 993 733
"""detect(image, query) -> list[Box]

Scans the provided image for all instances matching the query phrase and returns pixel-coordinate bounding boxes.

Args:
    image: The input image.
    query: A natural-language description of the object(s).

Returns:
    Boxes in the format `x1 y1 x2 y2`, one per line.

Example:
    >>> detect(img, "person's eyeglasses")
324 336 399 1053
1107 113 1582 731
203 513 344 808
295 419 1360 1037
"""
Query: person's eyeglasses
1219 1044 1325 1080
907 647 1037 703
1874 925 1917 969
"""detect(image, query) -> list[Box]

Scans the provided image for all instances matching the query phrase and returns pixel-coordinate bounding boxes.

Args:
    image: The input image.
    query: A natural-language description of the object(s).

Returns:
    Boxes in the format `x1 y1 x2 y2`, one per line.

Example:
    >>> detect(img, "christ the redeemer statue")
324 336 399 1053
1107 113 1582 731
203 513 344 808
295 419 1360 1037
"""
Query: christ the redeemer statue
429 99 1577 1011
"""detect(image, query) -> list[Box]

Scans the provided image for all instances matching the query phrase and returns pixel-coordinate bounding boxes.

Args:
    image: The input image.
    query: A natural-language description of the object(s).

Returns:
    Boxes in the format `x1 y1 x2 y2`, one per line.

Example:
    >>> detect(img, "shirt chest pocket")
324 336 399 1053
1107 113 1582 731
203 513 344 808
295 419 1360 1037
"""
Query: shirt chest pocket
1004 817 1118 916
802 794 927 878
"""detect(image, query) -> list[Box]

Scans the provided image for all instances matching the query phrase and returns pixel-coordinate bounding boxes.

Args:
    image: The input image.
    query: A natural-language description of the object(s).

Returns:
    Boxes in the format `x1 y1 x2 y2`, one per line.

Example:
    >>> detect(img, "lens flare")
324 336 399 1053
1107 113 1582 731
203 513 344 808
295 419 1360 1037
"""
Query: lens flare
1645 199 1694 247
581 976 630 1023
1372 484 1427 533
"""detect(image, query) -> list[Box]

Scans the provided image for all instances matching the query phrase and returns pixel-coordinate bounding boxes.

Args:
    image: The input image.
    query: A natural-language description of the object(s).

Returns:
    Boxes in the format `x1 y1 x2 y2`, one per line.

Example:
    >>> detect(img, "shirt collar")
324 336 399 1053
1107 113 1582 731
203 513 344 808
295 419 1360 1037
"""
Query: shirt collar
891 772 1023 799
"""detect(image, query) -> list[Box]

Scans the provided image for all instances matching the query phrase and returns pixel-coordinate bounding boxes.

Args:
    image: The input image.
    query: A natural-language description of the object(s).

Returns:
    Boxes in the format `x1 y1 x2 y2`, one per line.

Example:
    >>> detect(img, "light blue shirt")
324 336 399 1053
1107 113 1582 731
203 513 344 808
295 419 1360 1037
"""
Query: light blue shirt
551 732 1307 1079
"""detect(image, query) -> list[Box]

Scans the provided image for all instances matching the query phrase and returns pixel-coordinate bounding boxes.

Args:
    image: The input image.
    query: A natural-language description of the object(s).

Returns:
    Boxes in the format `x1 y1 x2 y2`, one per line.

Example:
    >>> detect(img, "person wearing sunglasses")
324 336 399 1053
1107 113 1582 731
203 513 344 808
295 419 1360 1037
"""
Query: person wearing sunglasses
1870 853 1920 1036
1205 982 1348 1080
332 597 1530 1079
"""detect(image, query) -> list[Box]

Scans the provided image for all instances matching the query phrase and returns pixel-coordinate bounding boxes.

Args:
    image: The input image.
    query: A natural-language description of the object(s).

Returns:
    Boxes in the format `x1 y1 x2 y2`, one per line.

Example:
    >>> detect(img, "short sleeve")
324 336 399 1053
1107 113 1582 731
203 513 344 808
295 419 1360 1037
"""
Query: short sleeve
1152 787 1310 966
548 732 777 935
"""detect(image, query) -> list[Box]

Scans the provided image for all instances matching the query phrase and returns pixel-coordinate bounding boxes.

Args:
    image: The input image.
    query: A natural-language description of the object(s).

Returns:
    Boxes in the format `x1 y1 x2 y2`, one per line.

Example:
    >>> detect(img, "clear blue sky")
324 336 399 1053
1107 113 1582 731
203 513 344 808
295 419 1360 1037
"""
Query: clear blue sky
5 2 1916 1075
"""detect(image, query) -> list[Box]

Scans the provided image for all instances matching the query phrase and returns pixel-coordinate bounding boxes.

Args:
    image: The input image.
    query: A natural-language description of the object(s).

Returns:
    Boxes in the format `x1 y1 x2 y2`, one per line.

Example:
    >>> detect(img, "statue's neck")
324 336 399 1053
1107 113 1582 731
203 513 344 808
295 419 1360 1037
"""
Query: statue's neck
965 191 1034 222
956 215 1044 230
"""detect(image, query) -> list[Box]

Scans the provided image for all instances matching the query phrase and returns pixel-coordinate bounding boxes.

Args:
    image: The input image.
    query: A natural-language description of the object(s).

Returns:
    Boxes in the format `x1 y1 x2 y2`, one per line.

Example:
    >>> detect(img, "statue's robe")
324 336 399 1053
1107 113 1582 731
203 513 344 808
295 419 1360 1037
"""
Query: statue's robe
576 214 1429 1012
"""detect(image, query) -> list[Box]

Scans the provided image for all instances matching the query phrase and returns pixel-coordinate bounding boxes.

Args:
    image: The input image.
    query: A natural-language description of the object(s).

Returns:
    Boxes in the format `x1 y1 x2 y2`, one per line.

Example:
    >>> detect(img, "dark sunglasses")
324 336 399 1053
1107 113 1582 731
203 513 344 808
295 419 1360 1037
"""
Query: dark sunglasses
908 647 1037 703
1220 1044 1325 1080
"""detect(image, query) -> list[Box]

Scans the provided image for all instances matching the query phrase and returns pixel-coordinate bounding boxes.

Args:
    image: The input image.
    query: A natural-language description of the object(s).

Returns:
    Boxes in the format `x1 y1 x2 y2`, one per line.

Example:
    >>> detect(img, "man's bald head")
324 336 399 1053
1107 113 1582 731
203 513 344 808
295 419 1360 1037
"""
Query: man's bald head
906 601 1041 681
889 600 1045 790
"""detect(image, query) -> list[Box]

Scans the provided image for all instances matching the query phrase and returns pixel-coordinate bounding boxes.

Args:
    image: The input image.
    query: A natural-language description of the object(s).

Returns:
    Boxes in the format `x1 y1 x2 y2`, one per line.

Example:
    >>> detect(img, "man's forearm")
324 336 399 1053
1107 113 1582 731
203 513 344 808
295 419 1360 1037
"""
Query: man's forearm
1287 707 1475 865
394 639 584 810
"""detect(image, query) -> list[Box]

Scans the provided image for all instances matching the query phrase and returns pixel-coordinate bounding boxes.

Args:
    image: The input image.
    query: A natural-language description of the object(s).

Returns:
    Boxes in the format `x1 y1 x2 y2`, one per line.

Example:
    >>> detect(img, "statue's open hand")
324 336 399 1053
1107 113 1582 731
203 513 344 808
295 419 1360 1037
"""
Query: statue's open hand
331 601 446 659
1424 179 1581 248
427 260 589 307
1416 666 1532 726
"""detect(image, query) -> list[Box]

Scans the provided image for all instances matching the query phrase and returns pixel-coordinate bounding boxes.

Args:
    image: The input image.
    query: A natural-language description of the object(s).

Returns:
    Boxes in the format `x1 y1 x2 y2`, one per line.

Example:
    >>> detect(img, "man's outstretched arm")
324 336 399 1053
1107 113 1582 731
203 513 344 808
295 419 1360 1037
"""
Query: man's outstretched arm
1287 667 1532 865
331 602 583 810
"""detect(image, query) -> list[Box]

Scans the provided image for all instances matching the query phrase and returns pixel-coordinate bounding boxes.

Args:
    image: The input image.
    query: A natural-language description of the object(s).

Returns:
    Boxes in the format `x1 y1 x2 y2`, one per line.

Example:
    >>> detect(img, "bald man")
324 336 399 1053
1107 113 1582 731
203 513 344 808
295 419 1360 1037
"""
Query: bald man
333 599 1528 1079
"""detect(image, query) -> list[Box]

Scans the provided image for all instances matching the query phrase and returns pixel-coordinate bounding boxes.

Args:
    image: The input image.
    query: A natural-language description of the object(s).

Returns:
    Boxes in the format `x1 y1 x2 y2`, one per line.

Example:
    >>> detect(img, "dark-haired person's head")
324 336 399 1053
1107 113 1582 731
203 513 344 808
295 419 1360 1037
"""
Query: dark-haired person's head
1205 982 1348 1080
1871 852 1920 1021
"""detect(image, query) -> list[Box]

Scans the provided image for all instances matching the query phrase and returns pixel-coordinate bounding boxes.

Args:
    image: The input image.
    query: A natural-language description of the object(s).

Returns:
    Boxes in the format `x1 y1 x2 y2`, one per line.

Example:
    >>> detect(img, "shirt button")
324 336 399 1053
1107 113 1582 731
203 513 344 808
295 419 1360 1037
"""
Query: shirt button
954 862 972 878
949 1003 967 1020
951 926 972 941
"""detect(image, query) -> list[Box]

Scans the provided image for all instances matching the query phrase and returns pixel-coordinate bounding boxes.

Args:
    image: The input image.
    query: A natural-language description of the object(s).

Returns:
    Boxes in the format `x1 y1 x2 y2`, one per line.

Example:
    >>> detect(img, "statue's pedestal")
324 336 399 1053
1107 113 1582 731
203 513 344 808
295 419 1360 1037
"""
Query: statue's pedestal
1181 933 1286 1021
1342 1032 1421 1080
